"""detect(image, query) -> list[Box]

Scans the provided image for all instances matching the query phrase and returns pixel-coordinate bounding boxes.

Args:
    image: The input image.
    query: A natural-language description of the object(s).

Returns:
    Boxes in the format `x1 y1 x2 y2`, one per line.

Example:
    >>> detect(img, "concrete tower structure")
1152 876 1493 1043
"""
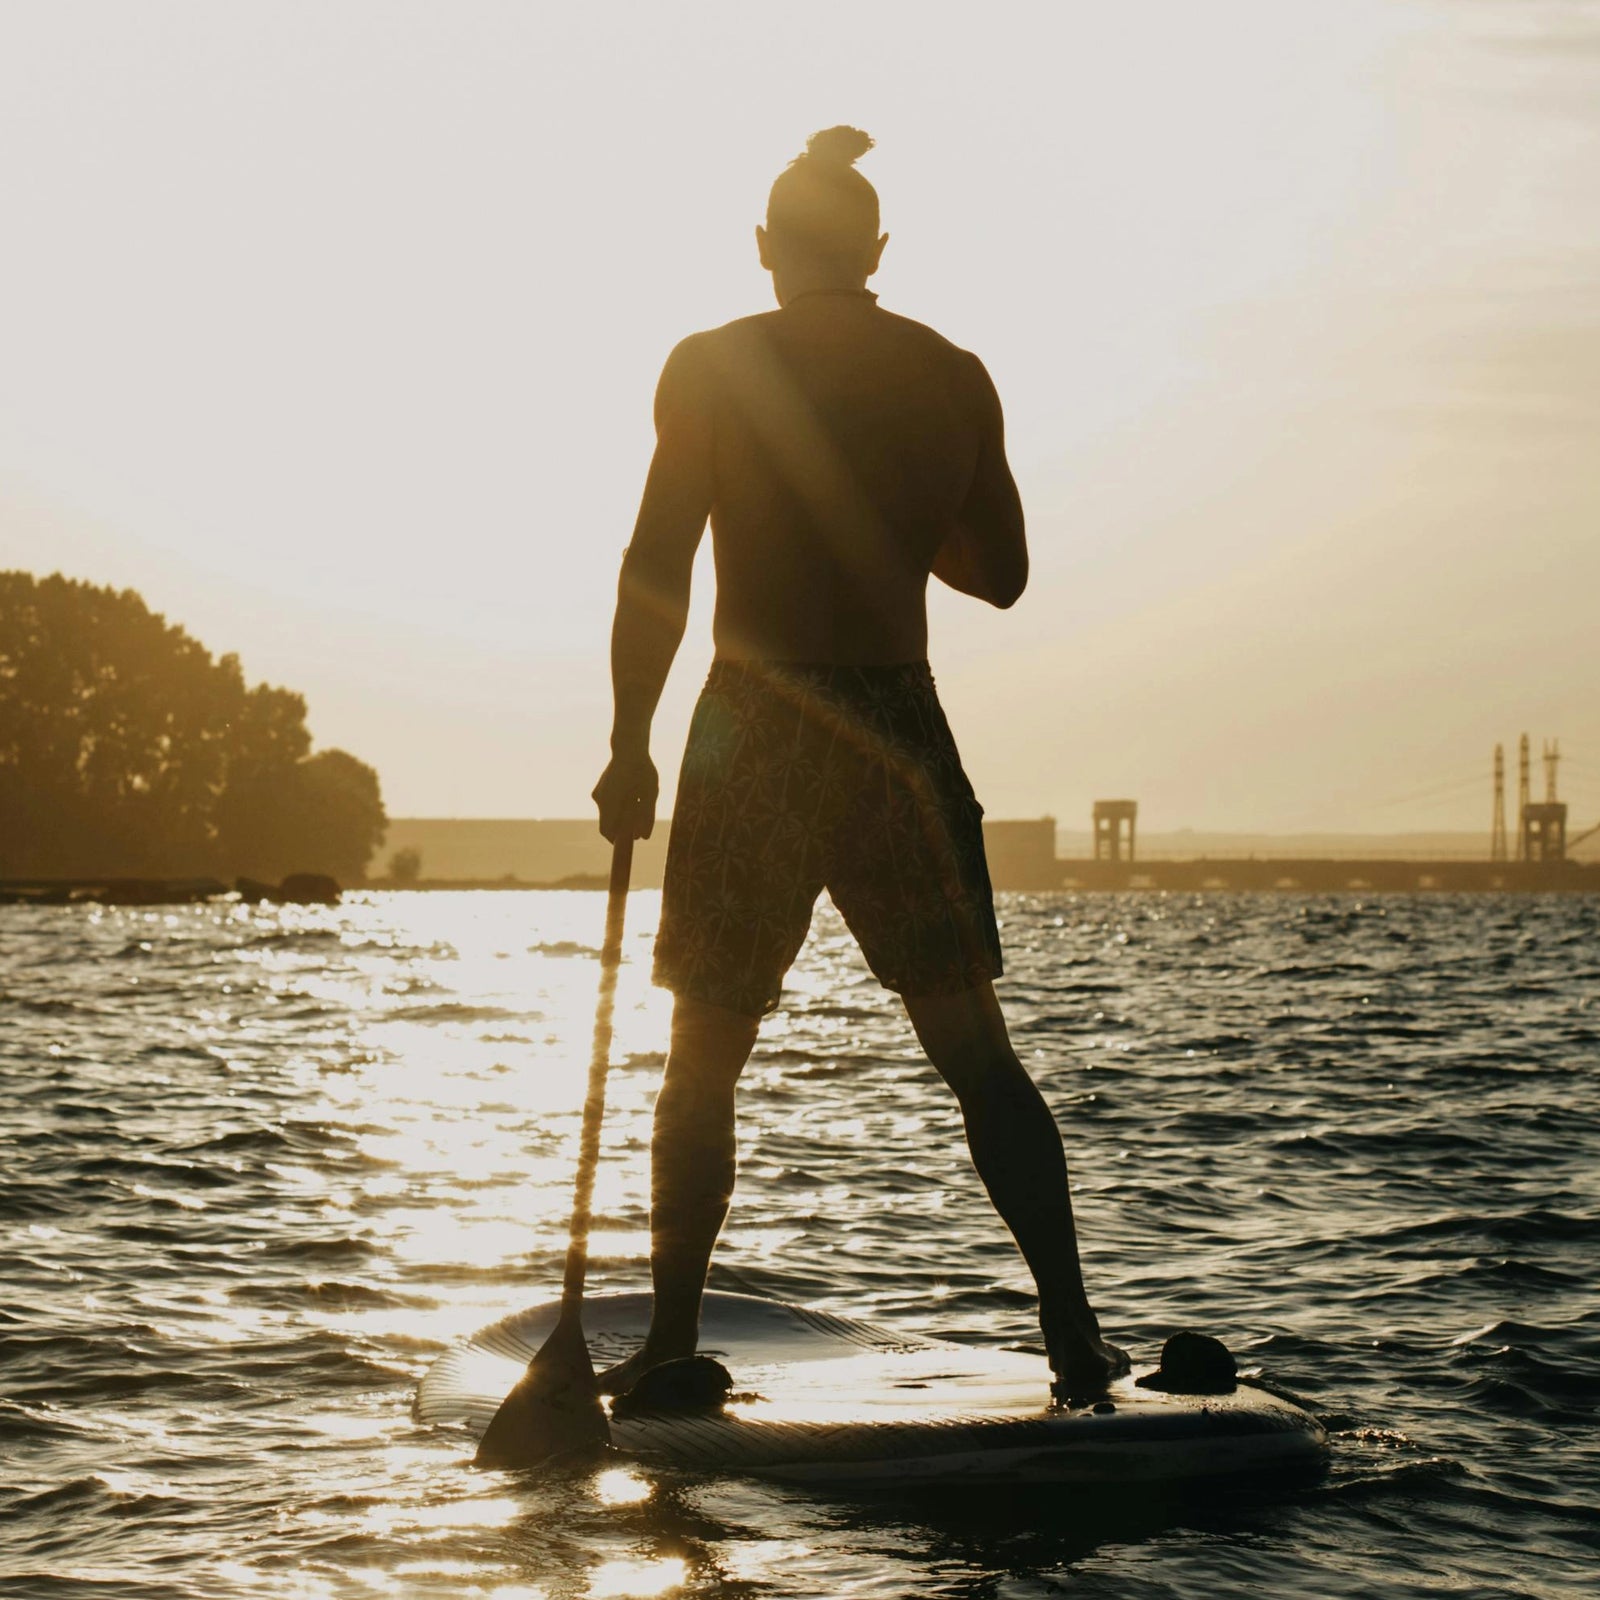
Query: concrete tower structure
1092 800 1138 863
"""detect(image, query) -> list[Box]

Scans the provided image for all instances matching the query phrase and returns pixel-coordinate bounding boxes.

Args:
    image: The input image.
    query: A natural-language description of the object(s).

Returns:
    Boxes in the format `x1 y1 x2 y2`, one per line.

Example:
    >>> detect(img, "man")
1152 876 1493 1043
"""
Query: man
592 127 1127 1399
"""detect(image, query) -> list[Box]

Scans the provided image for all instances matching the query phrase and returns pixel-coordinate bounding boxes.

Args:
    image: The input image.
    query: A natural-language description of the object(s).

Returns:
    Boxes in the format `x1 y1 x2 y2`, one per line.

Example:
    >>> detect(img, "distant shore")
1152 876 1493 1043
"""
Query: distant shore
370 875 613 892
371 861 1600 894
9 863 1597 903
0 873 341 907
376 817 1600 893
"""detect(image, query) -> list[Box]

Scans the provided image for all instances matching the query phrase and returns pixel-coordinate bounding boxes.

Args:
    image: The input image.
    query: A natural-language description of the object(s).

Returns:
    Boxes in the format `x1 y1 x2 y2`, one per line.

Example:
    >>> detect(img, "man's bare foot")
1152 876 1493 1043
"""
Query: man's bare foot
597 1340 696 1396
1047 1333 1132 1404
1041 1299 1130 1393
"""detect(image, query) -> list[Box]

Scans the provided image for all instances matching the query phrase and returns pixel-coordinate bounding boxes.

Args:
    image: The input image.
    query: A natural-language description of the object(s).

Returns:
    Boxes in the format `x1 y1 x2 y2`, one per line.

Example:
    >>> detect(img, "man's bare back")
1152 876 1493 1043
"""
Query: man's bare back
664 293 1025 663
601 292 1027 783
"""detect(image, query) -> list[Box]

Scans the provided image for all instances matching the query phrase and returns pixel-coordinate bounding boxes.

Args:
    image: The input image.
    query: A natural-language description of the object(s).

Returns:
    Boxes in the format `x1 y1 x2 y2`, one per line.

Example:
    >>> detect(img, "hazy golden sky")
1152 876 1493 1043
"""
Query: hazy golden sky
3 1 1596 833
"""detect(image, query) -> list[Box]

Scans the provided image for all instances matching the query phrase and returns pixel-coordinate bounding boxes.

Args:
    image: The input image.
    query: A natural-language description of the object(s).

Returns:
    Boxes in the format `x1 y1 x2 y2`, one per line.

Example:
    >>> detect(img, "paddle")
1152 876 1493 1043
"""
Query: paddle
475 833 633 1469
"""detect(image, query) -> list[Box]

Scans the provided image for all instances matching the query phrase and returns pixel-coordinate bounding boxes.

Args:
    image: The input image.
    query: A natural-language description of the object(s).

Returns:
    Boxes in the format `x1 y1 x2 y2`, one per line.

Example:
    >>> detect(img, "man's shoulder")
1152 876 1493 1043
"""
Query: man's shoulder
872 310 992 400
685 306 980 367
662 309 989 419
683 310 783 349
873 306 974 359
657 315 777 383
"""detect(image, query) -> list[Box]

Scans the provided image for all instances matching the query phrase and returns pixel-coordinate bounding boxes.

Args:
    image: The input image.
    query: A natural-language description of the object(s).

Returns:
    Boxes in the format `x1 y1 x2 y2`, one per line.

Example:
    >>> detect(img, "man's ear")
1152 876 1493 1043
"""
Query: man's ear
756 224 773 271
868 232 889 276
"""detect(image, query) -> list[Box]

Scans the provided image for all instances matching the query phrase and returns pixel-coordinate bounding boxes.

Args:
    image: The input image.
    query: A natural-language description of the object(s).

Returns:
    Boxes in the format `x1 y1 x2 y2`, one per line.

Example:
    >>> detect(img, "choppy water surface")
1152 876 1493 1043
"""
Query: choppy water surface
3 891 1597 1598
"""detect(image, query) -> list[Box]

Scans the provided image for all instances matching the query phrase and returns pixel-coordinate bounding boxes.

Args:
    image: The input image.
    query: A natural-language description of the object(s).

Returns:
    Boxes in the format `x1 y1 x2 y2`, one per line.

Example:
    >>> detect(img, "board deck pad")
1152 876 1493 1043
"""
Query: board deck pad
416 1291 1327 1485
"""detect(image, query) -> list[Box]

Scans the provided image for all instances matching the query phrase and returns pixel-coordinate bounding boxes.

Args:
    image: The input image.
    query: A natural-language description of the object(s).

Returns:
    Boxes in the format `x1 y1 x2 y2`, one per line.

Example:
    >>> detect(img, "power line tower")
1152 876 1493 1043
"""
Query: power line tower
1516 733 1531 860
1491 743 1507 861
1543 738 1561 802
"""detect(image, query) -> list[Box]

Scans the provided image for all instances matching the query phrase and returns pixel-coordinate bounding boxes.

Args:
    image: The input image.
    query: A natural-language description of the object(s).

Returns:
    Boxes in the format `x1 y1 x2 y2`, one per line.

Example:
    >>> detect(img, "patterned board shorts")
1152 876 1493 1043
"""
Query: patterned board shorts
653 660 1004 1017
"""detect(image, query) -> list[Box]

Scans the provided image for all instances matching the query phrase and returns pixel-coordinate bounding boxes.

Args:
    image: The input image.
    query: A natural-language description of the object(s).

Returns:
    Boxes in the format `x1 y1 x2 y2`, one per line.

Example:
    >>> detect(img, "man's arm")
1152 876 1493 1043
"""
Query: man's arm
592 336 714 842
931 353 1028 608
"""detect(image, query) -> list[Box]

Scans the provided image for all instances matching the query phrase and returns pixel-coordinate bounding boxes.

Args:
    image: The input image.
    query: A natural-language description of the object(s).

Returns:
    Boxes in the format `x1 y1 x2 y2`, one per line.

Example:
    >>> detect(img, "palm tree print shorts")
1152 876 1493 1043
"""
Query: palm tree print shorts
653 660 1004 1017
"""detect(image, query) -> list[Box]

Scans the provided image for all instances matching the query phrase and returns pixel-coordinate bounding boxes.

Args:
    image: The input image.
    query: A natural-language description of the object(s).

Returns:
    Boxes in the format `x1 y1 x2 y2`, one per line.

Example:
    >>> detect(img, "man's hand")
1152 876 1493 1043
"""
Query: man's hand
593 752 660 843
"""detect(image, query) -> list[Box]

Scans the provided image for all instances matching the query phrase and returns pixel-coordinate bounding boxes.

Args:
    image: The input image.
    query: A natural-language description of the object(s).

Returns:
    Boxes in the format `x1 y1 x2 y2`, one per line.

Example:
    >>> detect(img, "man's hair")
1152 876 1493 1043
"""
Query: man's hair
765 127 879 262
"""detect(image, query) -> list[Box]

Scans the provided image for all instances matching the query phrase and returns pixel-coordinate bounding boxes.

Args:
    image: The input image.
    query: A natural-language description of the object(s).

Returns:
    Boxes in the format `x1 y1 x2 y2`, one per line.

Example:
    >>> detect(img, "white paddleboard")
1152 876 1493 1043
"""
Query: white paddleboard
416 1291 1327 1486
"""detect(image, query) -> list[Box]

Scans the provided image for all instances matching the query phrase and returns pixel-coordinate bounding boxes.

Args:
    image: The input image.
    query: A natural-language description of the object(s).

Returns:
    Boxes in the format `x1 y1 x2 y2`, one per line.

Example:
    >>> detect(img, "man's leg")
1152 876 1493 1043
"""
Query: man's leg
902 981 1129 1395
598 993 760 1392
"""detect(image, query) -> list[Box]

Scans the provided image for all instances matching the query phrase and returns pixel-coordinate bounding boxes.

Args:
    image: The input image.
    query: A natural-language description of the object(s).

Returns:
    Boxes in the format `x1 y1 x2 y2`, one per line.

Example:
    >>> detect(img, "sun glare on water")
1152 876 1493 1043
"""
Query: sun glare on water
589 1557 688 1598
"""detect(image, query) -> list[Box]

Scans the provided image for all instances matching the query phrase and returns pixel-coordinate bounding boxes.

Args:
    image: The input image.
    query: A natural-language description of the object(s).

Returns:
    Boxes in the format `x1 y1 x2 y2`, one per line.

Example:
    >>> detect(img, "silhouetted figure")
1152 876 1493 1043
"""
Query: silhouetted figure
592 127 1127 1398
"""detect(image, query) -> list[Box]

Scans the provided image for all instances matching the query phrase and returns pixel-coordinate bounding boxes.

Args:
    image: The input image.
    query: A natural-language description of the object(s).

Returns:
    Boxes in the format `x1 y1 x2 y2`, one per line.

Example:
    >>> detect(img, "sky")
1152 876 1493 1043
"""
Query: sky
2 0 1597 835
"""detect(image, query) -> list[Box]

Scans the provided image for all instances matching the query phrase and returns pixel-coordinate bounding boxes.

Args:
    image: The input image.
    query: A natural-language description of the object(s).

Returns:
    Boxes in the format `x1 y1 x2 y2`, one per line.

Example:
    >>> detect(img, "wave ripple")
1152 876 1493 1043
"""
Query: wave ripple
1 890 1596 1597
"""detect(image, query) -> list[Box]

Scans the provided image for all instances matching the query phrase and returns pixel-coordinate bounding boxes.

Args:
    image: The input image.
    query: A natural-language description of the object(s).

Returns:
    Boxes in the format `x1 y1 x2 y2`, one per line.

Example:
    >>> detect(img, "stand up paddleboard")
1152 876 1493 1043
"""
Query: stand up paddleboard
416 1291 1327 1486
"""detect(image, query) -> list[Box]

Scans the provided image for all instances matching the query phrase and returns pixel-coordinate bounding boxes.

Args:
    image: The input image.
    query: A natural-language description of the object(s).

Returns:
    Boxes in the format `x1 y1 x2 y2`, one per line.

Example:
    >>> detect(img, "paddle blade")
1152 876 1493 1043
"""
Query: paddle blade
473 1315 610 1470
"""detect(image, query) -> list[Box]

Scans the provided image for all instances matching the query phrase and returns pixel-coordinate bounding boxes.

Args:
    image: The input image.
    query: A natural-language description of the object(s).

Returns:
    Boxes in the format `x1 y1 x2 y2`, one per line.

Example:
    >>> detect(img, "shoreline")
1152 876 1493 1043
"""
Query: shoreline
6 861 1598 903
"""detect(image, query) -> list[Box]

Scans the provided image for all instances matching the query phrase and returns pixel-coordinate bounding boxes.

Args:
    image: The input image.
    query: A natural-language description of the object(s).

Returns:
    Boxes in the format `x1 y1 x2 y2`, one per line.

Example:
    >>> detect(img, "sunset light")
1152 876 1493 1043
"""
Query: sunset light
5 2 1594 830
4 4 1596 1599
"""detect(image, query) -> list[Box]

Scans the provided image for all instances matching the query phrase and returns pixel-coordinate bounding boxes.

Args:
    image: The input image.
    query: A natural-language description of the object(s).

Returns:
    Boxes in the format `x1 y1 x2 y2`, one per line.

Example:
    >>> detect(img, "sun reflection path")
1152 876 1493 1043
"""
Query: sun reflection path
135 891 960 1595
588 1557 687 1598
278 893 672 1357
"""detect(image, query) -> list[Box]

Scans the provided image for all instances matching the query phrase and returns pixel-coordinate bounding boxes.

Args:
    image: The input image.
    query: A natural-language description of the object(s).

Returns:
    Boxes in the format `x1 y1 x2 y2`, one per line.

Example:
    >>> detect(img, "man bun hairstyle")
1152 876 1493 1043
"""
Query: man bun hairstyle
802 125 874 167
766 125 880 261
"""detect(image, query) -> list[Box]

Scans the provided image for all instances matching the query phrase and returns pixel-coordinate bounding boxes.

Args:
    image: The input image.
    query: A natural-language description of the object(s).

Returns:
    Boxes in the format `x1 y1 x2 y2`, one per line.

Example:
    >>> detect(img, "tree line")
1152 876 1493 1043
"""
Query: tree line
0 571 386 882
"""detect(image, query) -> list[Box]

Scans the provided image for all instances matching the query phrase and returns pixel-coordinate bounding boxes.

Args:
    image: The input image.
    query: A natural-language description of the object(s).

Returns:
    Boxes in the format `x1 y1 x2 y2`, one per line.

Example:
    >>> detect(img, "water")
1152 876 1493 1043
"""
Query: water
3 891 1597 1599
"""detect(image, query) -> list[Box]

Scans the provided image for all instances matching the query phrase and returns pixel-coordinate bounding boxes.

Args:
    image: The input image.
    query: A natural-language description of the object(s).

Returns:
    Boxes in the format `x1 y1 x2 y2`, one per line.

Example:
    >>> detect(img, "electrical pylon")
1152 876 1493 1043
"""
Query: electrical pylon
1491 744 1507 861
1516 733 1531 860
1543 738 1560 803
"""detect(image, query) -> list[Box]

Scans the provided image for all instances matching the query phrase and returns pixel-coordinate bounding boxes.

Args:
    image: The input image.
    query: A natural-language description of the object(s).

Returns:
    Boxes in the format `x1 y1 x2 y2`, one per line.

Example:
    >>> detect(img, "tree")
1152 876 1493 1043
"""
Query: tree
389 847 422 885
294 749 387 883
0 572 231 875
0 572 387 881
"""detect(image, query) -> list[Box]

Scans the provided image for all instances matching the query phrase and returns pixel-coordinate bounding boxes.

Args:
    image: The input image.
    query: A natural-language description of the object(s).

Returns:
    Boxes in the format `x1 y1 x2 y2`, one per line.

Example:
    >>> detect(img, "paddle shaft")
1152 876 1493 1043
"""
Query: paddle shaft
558 833 632 1318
